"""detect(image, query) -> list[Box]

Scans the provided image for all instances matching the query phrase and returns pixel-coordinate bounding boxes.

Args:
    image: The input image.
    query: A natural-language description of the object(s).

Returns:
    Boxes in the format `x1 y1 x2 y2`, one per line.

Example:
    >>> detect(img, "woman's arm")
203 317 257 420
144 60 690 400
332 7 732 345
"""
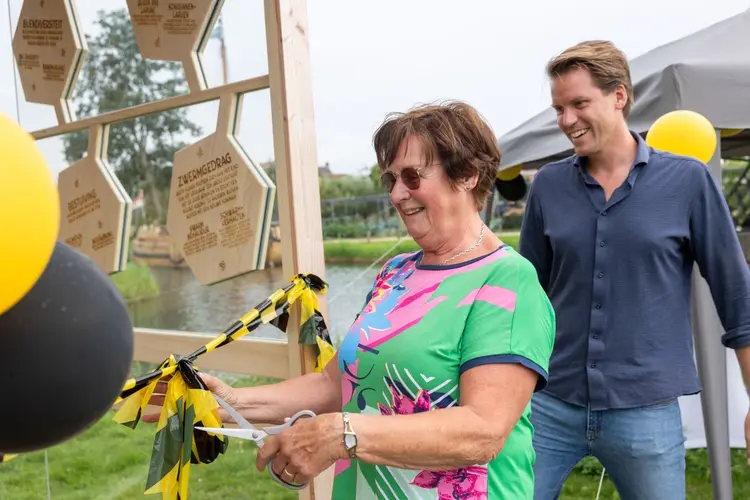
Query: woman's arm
254 362 540 481
348 362 538 470
232 354 342 424
144 353 342 425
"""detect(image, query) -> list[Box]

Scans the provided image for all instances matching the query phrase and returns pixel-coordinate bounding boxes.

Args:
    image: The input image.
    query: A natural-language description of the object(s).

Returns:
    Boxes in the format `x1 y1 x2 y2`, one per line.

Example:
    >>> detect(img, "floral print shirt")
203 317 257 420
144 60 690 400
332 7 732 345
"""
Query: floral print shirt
331 245 555 499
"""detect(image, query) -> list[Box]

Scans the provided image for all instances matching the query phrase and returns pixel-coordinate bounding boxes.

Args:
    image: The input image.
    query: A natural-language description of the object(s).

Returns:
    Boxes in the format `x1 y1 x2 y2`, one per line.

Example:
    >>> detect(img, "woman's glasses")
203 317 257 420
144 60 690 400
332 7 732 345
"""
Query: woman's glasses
380 165 431 193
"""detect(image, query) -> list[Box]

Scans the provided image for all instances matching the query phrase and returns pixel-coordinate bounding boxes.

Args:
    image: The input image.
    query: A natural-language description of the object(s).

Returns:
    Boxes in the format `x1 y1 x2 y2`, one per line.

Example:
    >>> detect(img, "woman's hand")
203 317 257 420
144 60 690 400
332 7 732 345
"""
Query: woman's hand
256 412 347 485
142 372 238 424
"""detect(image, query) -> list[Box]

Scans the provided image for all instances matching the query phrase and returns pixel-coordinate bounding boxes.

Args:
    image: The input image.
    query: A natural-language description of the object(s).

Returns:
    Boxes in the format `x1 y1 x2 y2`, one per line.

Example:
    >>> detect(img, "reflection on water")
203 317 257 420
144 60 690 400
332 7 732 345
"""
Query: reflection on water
126 264 380 344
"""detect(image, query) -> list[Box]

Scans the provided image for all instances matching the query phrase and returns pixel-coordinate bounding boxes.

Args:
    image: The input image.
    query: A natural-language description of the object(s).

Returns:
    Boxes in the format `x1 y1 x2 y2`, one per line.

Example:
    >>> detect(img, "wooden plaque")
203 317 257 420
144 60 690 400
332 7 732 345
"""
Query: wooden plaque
126 0 224 93
12 0 87 124
166 93 275 285
57 125 133 274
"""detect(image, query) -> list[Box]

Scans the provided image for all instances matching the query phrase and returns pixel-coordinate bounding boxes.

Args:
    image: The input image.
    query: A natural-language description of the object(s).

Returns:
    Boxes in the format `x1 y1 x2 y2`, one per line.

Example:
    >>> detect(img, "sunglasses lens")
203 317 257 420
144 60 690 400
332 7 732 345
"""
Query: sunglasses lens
381 173 396 192
401 168 421 190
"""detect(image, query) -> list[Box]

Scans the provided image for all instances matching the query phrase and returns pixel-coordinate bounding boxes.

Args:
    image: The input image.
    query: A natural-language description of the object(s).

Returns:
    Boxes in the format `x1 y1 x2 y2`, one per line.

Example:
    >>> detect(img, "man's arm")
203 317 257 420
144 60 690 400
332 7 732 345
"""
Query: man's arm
688 160 750 377
518 178 552 290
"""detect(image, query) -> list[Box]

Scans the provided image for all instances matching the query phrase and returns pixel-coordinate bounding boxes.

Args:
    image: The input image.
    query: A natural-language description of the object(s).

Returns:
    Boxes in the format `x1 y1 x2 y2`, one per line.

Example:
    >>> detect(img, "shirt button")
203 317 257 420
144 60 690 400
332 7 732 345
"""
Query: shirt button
593 334 599 339
597 272 604 278
595 303 601 309
602 211 607 216
590 363 596 368
600 241 606 247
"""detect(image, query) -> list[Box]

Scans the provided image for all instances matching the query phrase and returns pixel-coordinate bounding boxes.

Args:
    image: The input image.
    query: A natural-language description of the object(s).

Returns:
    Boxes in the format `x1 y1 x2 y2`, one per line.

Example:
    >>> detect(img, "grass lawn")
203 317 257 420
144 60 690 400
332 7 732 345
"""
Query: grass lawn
323 231 521 263
109 261 160 301
2 371 749 499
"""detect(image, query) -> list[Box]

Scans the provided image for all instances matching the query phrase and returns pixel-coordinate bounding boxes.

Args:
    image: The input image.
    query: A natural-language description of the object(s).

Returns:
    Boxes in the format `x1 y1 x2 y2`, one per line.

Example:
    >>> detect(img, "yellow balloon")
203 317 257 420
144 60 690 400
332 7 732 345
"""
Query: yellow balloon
645 110 717 163
0 113 60 316
497 164 522 181
720 128 743 138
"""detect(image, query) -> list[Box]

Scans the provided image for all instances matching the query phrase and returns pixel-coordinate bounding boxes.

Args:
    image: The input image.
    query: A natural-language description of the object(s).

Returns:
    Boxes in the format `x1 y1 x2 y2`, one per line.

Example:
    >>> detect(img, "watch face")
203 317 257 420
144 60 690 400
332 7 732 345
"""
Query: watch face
344 434 357 449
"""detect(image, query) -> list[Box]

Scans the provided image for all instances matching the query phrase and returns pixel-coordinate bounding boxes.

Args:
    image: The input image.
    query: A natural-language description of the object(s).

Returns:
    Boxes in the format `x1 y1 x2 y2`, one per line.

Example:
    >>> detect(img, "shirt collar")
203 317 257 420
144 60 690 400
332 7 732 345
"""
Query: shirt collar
573 130 650 187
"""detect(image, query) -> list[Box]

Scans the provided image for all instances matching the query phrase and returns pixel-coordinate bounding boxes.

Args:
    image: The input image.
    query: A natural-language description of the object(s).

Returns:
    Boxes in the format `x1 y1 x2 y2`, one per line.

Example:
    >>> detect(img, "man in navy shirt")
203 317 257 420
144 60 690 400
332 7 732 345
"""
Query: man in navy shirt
519 40 750 499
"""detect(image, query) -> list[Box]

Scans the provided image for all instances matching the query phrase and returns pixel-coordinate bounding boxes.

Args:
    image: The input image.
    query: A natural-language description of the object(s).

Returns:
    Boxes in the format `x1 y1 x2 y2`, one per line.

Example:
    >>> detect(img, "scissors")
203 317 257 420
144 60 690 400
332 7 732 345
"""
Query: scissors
195 394 316 490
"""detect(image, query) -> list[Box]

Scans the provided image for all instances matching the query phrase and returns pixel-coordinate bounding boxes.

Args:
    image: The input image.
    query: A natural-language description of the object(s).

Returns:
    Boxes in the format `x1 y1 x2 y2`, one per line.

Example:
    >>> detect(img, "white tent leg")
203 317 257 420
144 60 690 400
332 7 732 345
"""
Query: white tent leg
692 129 732 499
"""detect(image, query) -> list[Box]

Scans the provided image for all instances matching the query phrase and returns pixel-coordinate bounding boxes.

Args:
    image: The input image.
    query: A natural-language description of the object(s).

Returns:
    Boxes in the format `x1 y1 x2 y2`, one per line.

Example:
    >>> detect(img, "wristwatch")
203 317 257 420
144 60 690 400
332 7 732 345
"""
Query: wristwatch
342 412 358 459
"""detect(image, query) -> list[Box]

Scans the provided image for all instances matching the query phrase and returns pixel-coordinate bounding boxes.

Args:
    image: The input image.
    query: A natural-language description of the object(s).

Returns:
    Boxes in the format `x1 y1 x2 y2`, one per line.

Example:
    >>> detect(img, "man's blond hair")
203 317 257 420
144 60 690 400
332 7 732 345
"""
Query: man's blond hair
547 40 634 117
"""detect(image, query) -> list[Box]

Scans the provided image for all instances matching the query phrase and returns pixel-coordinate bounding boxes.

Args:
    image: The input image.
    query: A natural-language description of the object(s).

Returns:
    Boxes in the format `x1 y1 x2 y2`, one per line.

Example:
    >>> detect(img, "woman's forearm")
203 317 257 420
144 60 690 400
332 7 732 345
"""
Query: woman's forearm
235 368 341 425
347 407 506 471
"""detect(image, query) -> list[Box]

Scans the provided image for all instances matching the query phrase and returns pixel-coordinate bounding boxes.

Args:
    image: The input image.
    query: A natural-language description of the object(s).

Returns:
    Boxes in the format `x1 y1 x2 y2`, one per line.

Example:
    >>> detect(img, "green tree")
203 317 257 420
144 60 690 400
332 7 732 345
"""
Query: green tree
722 157 750 229
62 8 203 225
369 163 381 190
319 175 380 200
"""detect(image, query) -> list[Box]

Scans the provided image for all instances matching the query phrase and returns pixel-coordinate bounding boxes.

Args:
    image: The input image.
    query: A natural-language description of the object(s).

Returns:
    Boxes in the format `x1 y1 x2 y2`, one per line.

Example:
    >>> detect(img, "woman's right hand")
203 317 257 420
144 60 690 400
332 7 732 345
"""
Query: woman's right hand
142 372 239 424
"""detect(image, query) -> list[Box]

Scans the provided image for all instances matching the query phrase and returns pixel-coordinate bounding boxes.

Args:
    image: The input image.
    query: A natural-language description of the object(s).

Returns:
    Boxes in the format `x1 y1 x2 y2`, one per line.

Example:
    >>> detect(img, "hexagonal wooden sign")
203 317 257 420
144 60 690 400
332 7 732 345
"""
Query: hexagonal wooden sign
126 0 224 93
57 125 133 274
166 93 275 285
12 0 87 124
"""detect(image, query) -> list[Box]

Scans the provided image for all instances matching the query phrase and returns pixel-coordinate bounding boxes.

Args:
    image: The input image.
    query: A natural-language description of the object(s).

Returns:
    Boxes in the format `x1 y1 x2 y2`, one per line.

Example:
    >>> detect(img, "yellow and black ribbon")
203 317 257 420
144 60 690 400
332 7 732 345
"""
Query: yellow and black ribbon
113 273 335 500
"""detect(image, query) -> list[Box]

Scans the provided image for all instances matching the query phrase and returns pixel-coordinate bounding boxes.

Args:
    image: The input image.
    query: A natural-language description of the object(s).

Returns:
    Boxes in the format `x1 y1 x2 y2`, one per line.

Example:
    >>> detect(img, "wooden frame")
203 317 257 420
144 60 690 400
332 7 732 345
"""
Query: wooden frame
132 327 292 380
22 0 331 497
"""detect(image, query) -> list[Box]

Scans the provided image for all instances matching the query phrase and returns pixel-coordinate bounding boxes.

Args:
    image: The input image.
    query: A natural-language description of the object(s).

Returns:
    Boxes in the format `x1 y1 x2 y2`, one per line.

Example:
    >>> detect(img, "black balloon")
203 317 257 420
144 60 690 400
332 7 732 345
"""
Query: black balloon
495 175 527 202
0 241 134 453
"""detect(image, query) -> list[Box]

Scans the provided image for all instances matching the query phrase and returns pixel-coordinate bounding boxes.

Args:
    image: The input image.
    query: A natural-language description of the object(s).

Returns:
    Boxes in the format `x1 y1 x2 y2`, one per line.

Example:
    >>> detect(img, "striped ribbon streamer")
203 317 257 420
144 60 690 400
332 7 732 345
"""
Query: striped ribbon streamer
111 272 335 500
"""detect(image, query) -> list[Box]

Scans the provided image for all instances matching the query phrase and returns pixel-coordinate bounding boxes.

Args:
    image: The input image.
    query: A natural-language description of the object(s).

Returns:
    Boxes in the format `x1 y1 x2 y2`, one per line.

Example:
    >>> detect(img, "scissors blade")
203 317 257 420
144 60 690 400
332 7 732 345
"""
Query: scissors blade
196 393 267 445
194 426 265 442
212 394 255 430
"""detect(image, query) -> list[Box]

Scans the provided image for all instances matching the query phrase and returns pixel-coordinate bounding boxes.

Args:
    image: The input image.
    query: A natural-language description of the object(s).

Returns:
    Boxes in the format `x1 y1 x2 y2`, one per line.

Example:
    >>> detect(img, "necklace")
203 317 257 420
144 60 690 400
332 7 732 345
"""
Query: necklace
440 222 485 265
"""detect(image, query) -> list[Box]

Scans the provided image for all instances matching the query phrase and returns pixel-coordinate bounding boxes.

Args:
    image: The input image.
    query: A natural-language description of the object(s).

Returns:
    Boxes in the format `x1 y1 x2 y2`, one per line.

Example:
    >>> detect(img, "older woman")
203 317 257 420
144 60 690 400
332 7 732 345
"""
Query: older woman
146 101 555 498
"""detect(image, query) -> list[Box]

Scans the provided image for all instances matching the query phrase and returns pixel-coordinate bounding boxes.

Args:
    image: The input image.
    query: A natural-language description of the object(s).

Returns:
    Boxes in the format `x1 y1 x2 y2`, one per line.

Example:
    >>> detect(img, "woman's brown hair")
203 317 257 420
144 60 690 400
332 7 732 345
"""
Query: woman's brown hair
372 100 502 210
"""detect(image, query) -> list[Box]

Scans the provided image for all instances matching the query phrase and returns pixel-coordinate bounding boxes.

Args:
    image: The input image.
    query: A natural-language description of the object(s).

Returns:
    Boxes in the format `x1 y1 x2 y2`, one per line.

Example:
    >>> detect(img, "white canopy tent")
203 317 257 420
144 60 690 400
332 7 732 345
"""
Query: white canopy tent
498 8 750 170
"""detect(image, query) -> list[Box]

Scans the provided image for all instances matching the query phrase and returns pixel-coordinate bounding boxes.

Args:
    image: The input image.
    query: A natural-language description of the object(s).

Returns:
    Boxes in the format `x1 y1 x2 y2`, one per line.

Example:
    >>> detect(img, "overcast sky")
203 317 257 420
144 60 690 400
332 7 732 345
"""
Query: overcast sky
1 0 748 181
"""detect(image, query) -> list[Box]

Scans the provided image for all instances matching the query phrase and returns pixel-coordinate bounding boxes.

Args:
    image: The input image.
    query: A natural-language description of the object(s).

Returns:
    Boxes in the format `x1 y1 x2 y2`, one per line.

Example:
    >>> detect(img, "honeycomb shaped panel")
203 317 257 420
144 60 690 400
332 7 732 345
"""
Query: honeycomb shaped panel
166 96 274 285
57 127 132 275
126 0 224 91
12 0 86 122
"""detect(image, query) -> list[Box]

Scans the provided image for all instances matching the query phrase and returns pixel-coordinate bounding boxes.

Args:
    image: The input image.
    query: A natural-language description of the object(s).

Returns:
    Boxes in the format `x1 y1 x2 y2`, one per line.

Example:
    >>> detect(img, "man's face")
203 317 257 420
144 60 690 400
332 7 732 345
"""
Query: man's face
550 67 627 157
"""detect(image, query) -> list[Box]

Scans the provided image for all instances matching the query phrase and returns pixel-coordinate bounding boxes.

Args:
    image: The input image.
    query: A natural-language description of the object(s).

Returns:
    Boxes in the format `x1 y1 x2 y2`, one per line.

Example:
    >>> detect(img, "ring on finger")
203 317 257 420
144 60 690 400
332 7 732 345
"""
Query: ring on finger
282 468 300 483
271 459 288 477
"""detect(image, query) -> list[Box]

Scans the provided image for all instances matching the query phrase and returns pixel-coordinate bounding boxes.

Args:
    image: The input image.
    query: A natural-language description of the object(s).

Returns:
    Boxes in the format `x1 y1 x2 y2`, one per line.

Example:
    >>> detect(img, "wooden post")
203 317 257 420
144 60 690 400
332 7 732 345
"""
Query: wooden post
264 0 333 498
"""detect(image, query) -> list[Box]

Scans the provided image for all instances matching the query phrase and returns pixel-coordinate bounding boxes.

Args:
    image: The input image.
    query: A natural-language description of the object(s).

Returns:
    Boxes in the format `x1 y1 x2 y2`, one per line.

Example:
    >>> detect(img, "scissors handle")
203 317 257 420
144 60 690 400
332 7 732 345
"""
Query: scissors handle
263 409 317 490
263 410 317 435
266 458 308 490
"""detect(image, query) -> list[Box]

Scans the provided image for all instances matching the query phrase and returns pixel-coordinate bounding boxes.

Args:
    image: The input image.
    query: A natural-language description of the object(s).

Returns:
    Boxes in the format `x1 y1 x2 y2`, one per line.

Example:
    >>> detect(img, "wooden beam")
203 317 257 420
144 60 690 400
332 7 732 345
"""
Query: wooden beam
30 75 270 140
133 328 290 379
265 0 333 498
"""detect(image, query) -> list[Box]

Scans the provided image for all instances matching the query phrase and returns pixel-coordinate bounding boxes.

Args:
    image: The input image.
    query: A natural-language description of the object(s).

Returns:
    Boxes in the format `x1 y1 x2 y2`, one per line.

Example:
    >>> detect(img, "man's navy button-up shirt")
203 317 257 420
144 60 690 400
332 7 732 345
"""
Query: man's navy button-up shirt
519 131 750 410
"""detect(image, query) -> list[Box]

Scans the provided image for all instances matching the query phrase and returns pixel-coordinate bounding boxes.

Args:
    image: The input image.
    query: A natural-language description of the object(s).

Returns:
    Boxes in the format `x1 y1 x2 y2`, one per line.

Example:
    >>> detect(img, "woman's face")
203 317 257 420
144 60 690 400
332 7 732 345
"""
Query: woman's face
386 135 477 251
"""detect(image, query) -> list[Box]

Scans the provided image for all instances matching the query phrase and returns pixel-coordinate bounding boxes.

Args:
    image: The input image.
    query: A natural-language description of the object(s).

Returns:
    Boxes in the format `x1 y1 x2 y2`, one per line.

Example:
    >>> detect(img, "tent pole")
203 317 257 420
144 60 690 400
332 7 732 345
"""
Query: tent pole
692 129 732 500
483 189 495 226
